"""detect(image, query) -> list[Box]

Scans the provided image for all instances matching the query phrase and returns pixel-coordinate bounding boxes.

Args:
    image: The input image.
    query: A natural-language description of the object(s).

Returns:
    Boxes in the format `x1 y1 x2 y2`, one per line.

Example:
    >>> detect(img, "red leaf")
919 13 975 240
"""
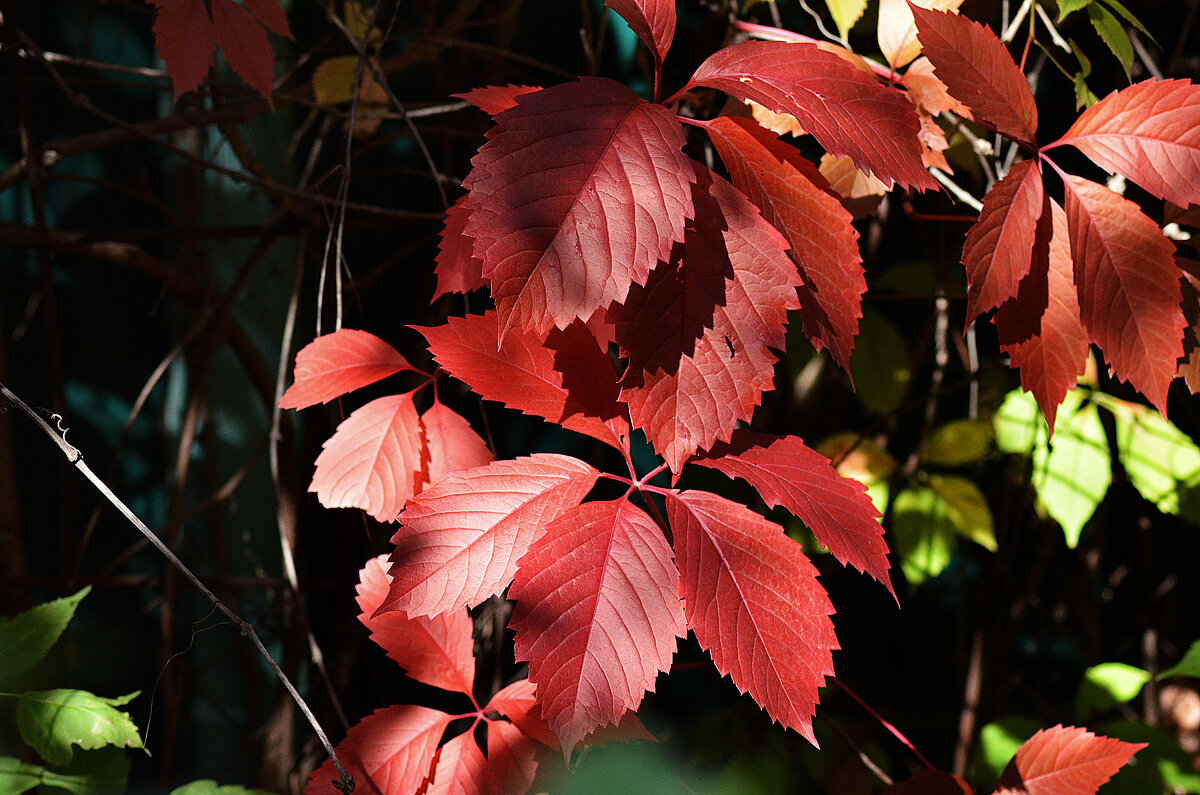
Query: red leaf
665 490 838 744
485 678 655 749
210 0 276 104
701 115 864 372
616 166 799 472
997 200 1089 433
1049 79 1200 207
1063 175 1184 414
910 4 1038 145
961 159 1046 322
996 724 1146 794
280 329 415 410
433 196 487 299
452 84 543 116
425 731 487 795
605 0 675 64
243 0 292 38
147 0 215 99
509 499 684 753
463 77 695 338
885 769 972 795
695 431 893 600
355 555 476 695
483 721 539 795
310 392 424 522
304 705 452 795
419 311 628 450
683 40 934 190
419 401 494 489
381 454 599 617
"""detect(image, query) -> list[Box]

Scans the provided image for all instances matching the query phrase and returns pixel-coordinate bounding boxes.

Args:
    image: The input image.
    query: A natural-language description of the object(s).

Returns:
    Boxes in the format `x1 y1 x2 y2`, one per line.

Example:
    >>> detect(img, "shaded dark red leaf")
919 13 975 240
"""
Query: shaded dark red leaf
433 196 487 299
280 328 415 410
147 0 215 99
210 0 276 104
884 769 972 795
452 84 543 116
605 0 675 64
244 0 292 38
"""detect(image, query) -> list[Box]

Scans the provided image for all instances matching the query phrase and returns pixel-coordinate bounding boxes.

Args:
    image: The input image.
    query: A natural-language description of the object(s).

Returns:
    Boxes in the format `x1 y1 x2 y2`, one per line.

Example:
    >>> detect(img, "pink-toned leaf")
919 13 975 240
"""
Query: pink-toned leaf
483 720 539 795
463 76 695 338
452 84 543 116
304 705 451 795
309 392 424 522
877 0 964 71
425 730 487 795
683 40 934 190
433 196 487 299
665 490 838 745
419 311 628 450
695 430 893 600
1049 79 1200 207
280 329 415 409
509 499 684 753
355 554 475 695
996 724 1146 794
244 0 292 38
210 0 276 104
147 0 215 100
961 159 1046 322
1063 175 1184 415
911 4 1038 145
380 454 599 617
485 678 655 749
997 200 1089 433
419 401 494 489
701 115 864 372
605 0 675 64
616 166 799 472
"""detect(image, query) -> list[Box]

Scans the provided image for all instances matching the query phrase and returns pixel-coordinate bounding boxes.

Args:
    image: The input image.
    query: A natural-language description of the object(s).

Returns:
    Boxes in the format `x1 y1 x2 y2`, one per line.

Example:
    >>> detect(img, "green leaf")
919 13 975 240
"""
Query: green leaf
892 484 957 585
1099 0 1155 41
1088 3 1133 80
1073 72 1100 110
1057 0 1093 21
0 757 44 795
37 748 132 795
1076 662 1149 720
920 419 994 466
171 780 277 795
0 588 90 686
1160 639 1200 680
16 689 143 766
928 474 997 551
825 0 868 39
850 308 911 416
975 718 1042 782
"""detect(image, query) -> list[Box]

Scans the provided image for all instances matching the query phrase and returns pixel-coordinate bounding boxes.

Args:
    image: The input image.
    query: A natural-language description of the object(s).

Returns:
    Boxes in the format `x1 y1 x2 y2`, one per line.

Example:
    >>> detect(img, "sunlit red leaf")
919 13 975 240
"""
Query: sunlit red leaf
616 166 799 472
147 0 215 99
666 490 837 744
485 678 655 749
355 555 475 695
483 721 539 795
244 0 292 38
901 56 970 116
683 41 934 190
420 311 628 450
309 392 423 522
605 0 675 64
280 329 416 409
911 4 1038 145
453 84 543 116
433 196 487 299
463 77 695 338
996 724 1146 794
304 705 452 795
961 159 1046 322
1049 79 1200 207
424 731 486 795
696 431 893 599
701 116 863 372
380 454 599 617
210 0 276 104
877 0 964 71
1063 175 1184 414
419 401 493 489
509 499 683 753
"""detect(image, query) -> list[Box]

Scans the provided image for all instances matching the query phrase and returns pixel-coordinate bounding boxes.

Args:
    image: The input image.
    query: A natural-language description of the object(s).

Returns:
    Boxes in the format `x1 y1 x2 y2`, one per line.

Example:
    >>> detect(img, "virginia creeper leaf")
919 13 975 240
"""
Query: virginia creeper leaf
484 721 539 795
147 0 216 99
0 588 89 685
419 401 494 489
900 56 970 117
420 311 628 450
485 678 655 749
604 0 675 65
1088 3 1133 80
696 430 893 599
996 724 1146 794
683 41 934 190
911 4 1039 145
962 159 1046 322
16 690 142 766
381 454 599 617
309 392 424 521
877 0 964 71
463 76 695 338
304 706 452 795
243 0 292 38
452 84 543 116
509 499 684 753
424 731 486 795
433 195 486 299
280 329 415 409
355 555 475 695
1063 175 1184 415
616 166 799 472
210 0 275 104
666 490 838 745
1050 79 1200 207
700 116 864 372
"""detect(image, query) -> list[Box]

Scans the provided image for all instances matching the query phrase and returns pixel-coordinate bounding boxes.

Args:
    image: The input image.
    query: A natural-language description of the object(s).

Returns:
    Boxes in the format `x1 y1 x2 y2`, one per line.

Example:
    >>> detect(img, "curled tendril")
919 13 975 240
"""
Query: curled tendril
35 406 81 461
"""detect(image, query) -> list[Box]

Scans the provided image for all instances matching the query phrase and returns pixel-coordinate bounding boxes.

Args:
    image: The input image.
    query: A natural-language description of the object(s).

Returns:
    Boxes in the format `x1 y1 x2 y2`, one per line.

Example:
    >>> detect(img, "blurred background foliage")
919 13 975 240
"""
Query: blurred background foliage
2 0 1200 791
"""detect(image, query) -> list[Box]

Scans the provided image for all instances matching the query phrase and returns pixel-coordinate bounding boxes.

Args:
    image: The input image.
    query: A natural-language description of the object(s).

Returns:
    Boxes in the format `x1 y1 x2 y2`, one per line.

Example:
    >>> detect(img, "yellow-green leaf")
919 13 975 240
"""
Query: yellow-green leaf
929 474 997 551
826 0 869 38
0 588 89 686
921 419 994 466
16 690 143 766
1076 662 1149 721
892 484 956 584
